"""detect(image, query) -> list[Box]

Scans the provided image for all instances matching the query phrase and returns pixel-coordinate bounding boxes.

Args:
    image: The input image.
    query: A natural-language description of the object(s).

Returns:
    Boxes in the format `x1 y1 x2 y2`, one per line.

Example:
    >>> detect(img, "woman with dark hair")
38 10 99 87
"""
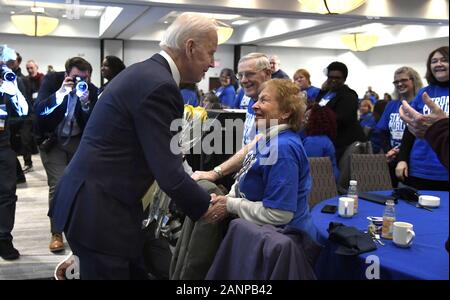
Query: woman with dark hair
215 68 237 108
396 46 449 190
99 56 125 95
303 103 339 180
315 61 366 163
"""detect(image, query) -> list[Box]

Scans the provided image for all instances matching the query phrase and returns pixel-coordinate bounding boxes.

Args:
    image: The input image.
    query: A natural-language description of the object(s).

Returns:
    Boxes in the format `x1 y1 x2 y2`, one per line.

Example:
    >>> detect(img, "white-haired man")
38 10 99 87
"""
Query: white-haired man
49 13 219 279
269 55 289 79
192 53 272 182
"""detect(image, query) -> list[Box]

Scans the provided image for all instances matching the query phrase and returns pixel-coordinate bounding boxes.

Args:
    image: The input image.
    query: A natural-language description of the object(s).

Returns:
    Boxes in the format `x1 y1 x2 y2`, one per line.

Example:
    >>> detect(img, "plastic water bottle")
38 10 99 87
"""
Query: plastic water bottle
382 200 396 239
347 180 359 214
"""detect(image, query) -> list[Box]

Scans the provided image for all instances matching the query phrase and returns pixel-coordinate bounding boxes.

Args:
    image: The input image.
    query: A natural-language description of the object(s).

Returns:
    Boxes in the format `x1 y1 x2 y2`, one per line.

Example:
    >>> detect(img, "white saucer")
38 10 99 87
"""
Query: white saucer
393 241 412 248
419 195 440 208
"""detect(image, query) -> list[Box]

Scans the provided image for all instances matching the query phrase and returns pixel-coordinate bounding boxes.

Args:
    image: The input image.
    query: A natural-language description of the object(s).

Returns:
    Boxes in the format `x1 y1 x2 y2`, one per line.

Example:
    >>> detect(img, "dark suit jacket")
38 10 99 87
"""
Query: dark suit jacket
34 71 98 135
316 85 366 159
49 54 211 258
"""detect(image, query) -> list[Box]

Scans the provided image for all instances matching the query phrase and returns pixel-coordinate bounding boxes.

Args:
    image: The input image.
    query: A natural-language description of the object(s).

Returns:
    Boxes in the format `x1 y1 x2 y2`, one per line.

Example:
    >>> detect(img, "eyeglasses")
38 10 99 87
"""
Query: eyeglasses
237 68 267 80
392 78 412 85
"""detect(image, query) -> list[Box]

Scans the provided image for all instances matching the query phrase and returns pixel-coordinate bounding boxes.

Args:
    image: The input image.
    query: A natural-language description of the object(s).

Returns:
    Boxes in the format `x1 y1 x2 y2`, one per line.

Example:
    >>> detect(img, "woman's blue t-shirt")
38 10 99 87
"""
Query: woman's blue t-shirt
376 100 404 148
409 85 449 181
216 85 236 108
238 130 317 241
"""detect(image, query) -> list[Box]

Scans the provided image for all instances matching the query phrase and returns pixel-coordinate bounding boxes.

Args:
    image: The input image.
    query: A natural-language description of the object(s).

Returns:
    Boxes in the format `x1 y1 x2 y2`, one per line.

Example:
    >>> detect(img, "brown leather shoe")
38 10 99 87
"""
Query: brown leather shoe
49 234 65 253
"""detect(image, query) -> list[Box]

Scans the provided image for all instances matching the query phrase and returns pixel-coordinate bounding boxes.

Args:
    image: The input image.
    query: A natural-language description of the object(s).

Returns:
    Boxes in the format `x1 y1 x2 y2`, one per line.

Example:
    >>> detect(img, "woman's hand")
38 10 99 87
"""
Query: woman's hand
202 193 229 224
395 161 408 181
191 170 219 182
385 147 400 162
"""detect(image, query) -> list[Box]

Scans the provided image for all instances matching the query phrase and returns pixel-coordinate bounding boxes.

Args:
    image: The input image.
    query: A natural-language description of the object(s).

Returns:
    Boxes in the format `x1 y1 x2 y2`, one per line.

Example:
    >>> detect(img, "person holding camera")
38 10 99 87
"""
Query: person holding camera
34 57 98 253
1 44 28 260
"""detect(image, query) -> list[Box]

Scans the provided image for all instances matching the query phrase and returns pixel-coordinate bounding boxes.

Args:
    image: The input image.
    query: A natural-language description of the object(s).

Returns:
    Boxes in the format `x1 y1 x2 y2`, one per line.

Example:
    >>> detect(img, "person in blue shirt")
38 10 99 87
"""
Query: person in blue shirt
208 79 318 242
180 82 200 106
215 68 237 108
359 99 375 128
376 66 423 187
293 69 320 102
396 46 449 190
302 103 339 180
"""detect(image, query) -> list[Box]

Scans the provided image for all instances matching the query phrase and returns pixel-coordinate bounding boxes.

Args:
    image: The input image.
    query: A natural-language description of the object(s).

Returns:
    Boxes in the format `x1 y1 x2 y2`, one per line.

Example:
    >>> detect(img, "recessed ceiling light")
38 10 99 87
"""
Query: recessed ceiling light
31 7 45 13
84 10 98 17
11 11 15 14
164 20 169 24
232 19 250 26
62 14 67 18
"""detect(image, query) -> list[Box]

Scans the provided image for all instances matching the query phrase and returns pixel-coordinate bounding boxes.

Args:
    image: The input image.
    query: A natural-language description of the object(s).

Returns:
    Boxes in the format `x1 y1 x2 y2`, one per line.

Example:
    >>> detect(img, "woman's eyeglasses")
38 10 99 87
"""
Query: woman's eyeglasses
392 78 412 85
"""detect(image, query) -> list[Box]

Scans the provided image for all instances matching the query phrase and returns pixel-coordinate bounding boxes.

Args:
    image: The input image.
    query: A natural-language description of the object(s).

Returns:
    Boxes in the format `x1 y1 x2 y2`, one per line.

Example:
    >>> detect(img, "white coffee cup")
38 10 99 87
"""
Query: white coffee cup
338 197 354 218
393 222 415 247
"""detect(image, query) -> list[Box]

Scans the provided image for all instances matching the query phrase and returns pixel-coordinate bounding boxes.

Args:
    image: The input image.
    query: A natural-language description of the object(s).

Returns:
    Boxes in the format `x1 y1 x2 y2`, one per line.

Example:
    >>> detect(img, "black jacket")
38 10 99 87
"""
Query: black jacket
34 71 98 137
316 85 366 159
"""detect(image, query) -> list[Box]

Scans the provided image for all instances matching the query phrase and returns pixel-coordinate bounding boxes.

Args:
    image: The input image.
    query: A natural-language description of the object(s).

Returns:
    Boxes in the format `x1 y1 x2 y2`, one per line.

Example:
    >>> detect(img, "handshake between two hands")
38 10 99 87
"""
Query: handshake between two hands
202 193 230 224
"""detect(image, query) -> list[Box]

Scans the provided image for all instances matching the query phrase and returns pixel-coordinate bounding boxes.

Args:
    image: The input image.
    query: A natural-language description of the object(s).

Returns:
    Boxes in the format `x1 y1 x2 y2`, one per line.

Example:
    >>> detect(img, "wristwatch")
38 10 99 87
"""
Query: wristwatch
213 166 223 178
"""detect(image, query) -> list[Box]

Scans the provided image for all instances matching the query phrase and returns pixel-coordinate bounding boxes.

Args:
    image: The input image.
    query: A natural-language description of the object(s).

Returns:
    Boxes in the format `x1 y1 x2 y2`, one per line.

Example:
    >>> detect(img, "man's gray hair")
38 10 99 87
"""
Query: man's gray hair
239 52 270 71
0 45 17 63
159 13 218 52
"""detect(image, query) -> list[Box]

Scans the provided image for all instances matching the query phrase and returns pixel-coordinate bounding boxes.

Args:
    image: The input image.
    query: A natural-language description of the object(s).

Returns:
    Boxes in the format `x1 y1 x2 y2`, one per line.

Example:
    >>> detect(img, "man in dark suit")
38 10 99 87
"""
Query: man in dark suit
34 57 98 253
49 13 219 279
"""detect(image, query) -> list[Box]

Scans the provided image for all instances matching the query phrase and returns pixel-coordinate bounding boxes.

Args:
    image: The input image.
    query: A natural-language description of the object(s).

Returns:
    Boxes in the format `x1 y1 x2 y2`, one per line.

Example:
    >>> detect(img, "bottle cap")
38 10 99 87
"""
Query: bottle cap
350 180 357 185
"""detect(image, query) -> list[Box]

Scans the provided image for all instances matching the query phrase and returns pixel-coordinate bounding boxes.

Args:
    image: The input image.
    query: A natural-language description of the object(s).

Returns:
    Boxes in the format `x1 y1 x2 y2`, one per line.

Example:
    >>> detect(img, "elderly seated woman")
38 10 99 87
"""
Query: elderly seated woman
170 79 317 279
209 79 317 238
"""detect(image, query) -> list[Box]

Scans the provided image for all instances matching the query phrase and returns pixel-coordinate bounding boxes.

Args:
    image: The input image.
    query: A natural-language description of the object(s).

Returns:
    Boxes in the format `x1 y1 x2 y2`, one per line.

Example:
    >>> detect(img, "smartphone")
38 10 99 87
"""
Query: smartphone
321 204 338 214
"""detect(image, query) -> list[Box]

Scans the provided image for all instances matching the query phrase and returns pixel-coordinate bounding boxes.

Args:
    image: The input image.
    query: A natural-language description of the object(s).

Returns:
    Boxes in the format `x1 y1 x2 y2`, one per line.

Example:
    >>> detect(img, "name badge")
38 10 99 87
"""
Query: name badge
318 98 330 107
0 119 5 131
32 92 38 100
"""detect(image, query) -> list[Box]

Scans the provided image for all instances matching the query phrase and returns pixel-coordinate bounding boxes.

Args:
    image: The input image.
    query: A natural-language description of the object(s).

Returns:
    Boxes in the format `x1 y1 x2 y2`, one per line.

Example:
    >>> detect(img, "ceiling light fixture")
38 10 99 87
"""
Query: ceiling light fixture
298 0 367 14
10 2 59 37
341 32 378 51
217 20 233 44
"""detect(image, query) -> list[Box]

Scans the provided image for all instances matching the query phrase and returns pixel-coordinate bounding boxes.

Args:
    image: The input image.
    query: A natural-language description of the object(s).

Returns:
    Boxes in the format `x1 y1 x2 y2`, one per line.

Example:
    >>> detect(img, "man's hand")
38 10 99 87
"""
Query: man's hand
78 89 90 108
395 161 408 181
201 193 229 224
191 170 219 182
58 76 75 96
399 92 448 138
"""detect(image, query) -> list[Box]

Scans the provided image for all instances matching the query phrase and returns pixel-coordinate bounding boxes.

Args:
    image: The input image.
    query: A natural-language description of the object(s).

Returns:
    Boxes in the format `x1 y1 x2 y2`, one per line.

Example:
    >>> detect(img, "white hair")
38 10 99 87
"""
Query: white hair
0 45 17 63
159 13 218 53
239 52 270 71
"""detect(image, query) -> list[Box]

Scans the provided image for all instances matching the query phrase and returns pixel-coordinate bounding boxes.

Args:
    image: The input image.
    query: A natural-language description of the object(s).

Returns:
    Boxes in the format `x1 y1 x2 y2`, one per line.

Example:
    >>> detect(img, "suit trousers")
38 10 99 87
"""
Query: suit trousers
0 146 17 241
40 135 81 234
68 239 148 280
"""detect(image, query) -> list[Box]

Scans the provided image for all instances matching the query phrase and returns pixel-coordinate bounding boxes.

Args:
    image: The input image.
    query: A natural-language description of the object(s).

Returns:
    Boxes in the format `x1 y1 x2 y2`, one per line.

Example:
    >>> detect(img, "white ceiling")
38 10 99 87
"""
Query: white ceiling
0 0 448 50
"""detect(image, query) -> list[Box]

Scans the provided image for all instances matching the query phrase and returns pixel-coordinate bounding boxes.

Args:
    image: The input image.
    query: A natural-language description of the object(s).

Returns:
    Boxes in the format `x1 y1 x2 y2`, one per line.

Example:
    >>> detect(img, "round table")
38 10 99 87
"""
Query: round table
311 190 449 280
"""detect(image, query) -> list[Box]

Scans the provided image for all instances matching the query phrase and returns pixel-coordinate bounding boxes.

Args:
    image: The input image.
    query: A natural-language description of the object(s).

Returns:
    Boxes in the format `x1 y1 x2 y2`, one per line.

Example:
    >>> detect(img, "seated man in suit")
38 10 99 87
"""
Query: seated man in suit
49 13 219 279
34 57 98 253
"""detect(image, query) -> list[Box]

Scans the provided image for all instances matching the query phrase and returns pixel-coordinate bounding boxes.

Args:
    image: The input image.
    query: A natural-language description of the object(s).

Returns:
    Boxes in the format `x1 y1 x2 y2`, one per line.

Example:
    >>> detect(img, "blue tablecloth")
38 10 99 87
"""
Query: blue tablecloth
312 190 449 280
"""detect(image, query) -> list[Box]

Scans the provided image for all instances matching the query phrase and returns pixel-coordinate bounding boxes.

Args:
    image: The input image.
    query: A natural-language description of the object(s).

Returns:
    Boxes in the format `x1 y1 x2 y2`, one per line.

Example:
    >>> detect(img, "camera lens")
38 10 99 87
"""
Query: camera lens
76 81 88 93
1 70 16 82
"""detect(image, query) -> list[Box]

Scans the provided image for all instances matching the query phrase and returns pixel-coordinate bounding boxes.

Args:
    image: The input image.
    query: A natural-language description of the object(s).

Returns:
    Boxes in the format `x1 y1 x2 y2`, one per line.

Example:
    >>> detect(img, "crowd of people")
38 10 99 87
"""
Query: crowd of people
0 12 448 280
